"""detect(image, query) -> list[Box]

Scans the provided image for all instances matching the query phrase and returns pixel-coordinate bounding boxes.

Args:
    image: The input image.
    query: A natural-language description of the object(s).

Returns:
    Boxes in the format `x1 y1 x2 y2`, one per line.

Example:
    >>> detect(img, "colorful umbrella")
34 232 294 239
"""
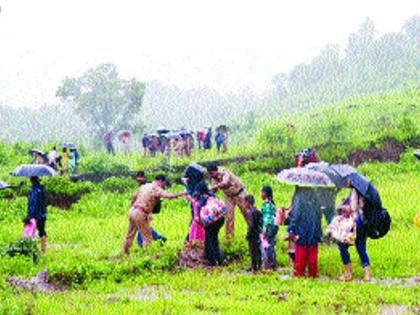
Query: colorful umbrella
276 168 335 188
11 164 57 177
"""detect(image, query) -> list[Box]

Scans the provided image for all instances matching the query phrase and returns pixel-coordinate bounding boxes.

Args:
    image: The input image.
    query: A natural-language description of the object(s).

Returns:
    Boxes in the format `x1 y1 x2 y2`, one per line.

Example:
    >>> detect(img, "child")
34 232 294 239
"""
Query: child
277 207 296 266
244 195 262 271
186 192 206 247
261 186 278 270
287 187 323 278
326 204 356 245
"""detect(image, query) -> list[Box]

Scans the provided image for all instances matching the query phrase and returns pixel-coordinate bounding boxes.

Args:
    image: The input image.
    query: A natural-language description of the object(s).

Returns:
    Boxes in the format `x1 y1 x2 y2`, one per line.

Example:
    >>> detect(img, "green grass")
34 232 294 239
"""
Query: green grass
1 153 419 314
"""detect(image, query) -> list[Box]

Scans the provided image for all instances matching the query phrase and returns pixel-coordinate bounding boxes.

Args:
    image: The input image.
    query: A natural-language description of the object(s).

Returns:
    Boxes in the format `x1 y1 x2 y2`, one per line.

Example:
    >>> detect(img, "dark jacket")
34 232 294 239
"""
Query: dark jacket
287 187 322 246
247 207 262 240
28 184 48 220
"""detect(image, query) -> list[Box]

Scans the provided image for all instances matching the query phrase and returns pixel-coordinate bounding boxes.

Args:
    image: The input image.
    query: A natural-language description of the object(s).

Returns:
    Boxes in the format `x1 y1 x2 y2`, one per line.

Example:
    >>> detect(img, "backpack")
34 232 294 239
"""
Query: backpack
365 207 391 239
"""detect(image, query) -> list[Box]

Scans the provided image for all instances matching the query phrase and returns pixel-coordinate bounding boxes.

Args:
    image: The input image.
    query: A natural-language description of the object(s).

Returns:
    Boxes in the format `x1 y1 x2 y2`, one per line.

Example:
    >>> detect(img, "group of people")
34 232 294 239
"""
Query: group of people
122 152 381 281
102 126 229 158
23 146 381 281
32 146 79 176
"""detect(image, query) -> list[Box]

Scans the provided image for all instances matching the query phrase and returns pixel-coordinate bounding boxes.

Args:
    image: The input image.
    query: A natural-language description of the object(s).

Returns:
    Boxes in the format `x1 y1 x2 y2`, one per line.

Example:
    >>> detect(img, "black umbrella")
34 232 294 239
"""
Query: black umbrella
414 151 420 160
28 149 46 156
306 162 347 188
157 128 170 134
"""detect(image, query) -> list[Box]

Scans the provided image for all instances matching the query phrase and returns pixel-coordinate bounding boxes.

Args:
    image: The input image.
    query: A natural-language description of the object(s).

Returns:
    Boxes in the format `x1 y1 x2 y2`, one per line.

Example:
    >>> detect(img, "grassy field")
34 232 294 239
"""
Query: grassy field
0 151 419 314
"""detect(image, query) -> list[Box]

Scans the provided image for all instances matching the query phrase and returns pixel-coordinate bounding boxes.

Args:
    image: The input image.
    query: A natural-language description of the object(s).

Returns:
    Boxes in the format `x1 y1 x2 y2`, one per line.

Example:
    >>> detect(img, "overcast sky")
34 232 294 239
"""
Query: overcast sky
0 0 418 108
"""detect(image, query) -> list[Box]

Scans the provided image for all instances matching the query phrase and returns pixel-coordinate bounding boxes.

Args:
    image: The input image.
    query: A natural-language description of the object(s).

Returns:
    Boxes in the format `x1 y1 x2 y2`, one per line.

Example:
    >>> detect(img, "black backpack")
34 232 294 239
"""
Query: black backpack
365 207 391 239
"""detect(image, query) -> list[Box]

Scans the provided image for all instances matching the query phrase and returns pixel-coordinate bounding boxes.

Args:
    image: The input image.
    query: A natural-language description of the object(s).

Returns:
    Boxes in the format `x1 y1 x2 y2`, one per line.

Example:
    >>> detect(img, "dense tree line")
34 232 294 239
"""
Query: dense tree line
270 15 420 113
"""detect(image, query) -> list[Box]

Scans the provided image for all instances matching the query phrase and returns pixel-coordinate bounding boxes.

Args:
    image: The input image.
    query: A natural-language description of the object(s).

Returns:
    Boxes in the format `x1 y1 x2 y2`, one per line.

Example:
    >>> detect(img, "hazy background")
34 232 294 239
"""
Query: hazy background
0 0 418 145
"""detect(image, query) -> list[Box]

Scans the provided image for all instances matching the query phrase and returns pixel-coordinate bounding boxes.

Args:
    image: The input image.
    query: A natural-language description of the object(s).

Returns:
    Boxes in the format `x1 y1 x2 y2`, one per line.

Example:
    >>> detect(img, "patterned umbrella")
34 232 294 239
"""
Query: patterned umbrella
276 168 335 188
0 181 11 190
11 164 57 177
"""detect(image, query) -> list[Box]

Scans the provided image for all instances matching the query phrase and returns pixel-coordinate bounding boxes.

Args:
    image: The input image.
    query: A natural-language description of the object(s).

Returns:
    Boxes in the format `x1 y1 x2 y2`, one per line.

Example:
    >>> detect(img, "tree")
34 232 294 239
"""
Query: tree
56 64 146 145
346 17 376 57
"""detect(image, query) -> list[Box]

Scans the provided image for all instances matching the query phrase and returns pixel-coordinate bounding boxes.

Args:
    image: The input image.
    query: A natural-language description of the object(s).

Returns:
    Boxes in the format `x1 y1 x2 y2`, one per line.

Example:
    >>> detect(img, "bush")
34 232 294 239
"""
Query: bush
100 176 138 193
44 176 94 196
78 154 130 174
1 238 40 264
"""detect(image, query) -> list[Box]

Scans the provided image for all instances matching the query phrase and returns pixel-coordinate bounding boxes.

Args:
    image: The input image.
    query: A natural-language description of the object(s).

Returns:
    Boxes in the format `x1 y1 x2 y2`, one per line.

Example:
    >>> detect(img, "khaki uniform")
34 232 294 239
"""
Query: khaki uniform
211 170 248 241
122 182 165 253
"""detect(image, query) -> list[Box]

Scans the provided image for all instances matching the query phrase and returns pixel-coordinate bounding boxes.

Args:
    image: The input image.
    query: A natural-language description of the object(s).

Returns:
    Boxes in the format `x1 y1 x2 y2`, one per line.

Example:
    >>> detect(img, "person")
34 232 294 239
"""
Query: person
72 148 79 170
204 128 212 150
27 177 48 253
130 171 167 247
48 147 57 169
198 129 205 150
260 186 278 270
222 130 228 153
244 195 262 271
183 163 208 243
149 136 159 157
215 132 224 154
122 175 185 253
326 201 356 245
142 134 150 157
287 187 323 278
335 188 371 281
185 134 193 157
33 152 47 165
185 192 205 247
68 150 76 174
103 131 115 155
195 182 225 266
208 163 249 243
60 147 69 176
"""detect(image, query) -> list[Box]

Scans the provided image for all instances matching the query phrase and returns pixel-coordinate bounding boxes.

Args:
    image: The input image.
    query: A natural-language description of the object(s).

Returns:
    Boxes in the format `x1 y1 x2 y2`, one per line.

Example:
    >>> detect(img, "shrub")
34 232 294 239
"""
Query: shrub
78 154 130 174
100 176 138 193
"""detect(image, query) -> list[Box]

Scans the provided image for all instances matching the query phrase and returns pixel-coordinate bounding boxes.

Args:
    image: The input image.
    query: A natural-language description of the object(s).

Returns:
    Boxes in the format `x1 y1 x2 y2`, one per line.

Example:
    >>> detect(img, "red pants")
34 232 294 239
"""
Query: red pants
294 244 319 278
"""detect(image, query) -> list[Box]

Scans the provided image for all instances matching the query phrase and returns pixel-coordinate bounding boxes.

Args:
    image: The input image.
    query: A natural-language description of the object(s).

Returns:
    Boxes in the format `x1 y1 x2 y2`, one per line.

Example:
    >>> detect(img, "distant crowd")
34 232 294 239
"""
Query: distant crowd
102 126 229 158
31 145 80 176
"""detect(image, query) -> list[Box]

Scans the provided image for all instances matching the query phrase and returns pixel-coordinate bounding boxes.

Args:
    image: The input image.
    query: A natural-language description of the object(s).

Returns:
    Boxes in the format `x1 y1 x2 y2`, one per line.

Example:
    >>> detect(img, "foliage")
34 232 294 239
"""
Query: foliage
78 153 130 174
44 176 94 196
100 177 138 193
56 63 146 146
1 238 40 264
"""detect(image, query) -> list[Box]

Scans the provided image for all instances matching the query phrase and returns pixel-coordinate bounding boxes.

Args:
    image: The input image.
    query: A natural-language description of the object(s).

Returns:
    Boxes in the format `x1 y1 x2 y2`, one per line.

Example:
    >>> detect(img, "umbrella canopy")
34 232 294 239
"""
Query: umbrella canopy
118 130 132 139
61 143 76 149
28 148 46 156
415 151 420 160
276 168 335 188
330 164 359 178
157 128 170 134
11 164 57 177
346 172 370 196
0 181 11 190
306 162 347 188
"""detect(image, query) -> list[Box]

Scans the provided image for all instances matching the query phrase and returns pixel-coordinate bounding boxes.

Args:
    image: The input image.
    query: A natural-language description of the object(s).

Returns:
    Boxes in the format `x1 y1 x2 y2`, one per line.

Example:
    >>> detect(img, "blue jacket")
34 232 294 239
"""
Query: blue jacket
28 184 48 220
287 187 323 246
